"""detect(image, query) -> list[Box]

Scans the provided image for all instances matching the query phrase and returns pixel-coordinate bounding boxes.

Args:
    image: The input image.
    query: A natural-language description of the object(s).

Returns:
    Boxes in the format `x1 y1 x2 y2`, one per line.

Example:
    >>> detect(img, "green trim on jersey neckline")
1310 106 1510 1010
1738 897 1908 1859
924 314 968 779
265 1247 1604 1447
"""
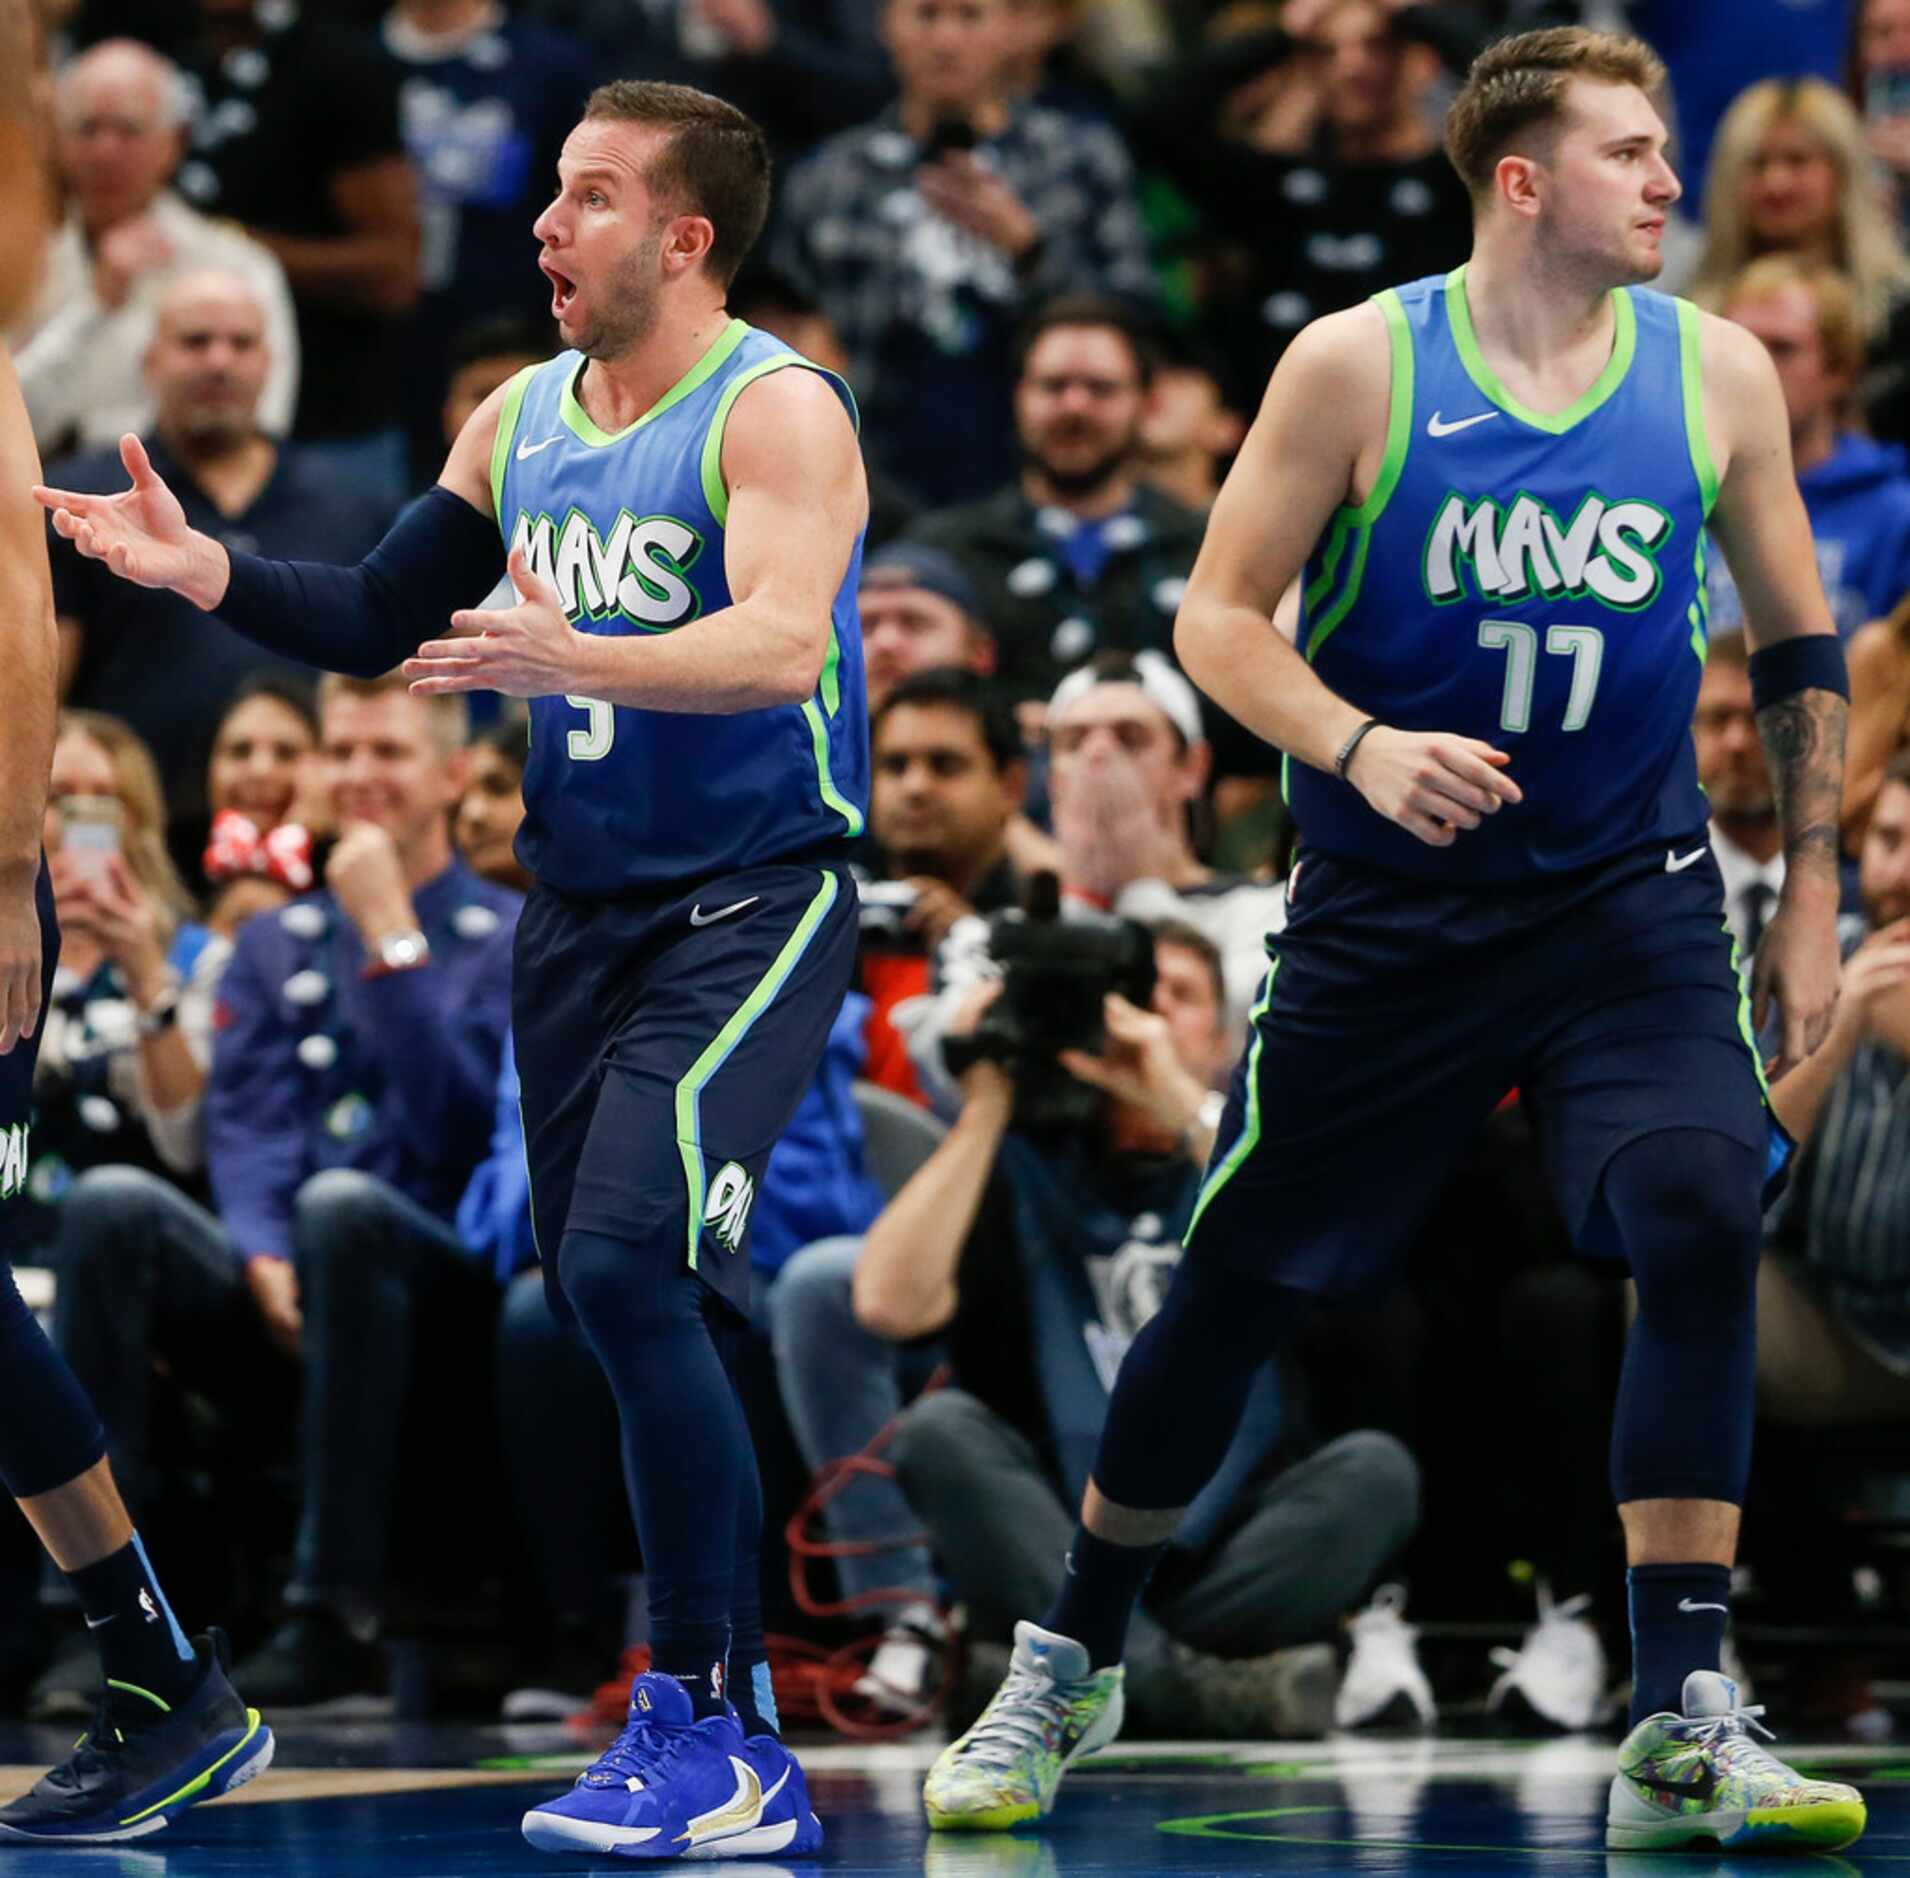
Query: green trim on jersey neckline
558 317 749 447
1443 266 1636 435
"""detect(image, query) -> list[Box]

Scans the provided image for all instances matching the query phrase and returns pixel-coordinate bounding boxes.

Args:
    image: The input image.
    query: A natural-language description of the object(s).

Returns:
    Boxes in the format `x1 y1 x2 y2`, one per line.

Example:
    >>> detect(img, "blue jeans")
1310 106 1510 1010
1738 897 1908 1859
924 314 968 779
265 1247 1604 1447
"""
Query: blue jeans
767 1236 943 1605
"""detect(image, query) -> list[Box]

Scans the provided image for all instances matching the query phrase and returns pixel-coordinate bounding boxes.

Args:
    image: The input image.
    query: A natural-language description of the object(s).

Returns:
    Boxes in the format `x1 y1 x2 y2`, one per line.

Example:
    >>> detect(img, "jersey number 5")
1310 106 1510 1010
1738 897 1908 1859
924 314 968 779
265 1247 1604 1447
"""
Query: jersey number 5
1477 620 1605 735
566 696 614 761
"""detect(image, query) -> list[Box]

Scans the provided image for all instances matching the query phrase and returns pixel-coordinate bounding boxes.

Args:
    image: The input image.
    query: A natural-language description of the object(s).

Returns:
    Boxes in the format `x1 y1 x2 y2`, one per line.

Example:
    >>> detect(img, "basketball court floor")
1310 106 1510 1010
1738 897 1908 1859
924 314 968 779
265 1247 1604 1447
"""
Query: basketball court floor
0 1727 1900 1875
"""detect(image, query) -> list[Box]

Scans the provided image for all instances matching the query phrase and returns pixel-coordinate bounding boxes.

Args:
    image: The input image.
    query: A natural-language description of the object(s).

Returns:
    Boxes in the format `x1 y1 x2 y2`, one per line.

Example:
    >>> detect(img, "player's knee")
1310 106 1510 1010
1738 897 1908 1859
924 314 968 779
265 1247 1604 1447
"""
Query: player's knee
1606 1129 1762 1315
559 1226 701 1347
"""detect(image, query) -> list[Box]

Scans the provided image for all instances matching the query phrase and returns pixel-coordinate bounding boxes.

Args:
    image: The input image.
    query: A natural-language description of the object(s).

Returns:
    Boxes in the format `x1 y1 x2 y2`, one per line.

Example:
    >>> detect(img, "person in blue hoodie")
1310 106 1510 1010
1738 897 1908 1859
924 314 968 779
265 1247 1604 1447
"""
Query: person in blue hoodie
1709 257 1910 639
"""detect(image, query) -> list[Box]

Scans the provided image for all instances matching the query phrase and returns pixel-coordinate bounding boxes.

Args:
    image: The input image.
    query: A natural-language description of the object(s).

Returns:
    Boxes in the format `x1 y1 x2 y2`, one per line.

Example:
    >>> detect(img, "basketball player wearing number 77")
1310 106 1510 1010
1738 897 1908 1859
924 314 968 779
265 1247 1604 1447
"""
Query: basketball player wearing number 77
924 28 1863 1856
38 79 866 1862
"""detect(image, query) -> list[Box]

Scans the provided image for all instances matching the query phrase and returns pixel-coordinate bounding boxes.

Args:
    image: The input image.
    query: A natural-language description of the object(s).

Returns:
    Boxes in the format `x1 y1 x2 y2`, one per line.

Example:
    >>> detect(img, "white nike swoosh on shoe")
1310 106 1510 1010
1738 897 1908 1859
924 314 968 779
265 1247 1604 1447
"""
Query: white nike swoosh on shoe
1678 1598 1729 1613
689 896 760 928
1665 846 1709 873
1427 410 1499 438
515 434 563 461
682 1757 763 1840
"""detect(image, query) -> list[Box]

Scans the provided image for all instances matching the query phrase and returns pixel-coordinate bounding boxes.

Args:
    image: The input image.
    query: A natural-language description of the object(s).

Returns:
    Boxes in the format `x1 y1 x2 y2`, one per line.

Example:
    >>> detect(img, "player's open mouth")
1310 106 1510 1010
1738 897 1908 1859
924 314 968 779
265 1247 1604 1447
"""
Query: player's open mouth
541 257 579 318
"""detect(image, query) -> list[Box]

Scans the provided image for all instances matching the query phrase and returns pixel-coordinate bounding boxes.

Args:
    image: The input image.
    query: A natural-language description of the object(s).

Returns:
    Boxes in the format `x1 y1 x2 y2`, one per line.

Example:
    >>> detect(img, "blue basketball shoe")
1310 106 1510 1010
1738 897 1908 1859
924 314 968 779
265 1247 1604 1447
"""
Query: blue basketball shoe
0 1630 273 1842
522 1672 799 1859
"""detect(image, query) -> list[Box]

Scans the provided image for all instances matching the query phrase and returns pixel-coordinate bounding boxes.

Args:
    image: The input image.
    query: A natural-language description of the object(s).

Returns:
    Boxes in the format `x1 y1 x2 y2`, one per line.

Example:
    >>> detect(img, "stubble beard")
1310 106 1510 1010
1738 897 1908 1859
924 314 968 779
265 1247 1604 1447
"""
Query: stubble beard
578 230 663 363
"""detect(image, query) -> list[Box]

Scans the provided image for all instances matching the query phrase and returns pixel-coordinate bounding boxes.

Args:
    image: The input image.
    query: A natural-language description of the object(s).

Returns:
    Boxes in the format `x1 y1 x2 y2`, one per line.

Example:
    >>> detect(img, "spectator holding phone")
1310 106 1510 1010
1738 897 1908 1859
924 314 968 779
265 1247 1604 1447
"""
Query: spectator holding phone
26 710 223 1255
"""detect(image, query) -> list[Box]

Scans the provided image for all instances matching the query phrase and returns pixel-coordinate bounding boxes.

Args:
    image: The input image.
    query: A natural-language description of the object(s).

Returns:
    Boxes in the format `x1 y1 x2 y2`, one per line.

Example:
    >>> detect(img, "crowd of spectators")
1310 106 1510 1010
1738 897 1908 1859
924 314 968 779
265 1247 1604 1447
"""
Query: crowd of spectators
8 0 1910 1741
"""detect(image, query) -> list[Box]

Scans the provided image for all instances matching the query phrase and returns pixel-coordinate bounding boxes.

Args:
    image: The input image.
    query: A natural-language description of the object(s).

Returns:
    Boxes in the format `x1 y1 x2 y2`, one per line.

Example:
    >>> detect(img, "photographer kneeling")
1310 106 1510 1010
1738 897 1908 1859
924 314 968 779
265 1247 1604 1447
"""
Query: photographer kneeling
854 914 1418 1736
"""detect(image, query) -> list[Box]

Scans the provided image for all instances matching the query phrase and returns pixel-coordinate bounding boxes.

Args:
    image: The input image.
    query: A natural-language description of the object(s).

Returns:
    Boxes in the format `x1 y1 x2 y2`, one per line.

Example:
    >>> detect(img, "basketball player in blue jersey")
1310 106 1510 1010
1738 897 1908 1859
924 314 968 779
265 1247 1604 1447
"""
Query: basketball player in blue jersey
38 80 864 1862
0 1 277 1845
925 27 1868 1855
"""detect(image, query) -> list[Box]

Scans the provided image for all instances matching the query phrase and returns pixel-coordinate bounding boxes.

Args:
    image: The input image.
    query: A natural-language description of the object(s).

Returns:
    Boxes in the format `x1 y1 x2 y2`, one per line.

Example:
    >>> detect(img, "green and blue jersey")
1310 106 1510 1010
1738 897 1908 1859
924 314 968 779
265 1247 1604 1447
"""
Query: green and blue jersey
491 320 868 895
1290 267 1717 882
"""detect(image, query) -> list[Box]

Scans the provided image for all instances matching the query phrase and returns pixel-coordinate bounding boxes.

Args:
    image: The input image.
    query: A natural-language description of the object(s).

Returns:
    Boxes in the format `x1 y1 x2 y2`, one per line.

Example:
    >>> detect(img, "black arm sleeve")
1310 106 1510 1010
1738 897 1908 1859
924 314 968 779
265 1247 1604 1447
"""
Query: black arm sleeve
216 485 508 679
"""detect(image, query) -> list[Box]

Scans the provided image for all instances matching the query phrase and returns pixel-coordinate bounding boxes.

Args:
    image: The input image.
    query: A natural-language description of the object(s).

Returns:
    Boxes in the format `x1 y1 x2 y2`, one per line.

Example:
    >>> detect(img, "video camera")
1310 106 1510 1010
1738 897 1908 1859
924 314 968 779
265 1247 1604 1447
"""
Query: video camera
942 872 1156 1133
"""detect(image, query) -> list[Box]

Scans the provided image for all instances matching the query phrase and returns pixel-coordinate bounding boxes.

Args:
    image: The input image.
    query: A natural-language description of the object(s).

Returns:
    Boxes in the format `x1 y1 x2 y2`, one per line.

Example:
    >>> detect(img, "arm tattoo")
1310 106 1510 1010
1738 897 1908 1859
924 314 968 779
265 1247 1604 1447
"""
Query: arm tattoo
1756 688 1848 880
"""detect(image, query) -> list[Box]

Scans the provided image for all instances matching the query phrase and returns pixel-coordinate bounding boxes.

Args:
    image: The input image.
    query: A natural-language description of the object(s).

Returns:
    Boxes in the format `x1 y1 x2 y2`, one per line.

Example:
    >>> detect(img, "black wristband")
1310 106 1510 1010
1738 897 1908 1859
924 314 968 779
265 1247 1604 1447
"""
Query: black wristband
1748 634 1850 713
1334 717 1381 781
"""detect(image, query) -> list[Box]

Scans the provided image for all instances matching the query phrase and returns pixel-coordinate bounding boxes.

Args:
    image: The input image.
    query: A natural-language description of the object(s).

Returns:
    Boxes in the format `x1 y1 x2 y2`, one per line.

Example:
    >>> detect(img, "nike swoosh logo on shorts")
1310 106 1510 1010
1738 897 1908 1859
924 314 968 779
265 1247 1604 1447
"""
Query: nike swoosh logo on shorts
690 896 760 927
1427 410 1499 438
84 1614 115 1629
1665 845 1709 873
515 434 562 460
1678 1598 1729 1613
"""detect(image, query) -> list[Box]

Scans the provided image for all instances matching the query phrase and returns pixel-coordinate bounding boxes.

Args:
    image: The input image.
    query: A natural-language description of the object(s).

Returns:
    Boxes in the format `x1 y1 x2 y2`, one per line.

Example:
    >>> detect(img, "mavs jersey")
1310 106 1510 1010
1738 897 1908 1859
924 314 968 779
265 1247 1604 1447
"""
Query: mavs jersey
490 321 869 896
1291 266 1715 883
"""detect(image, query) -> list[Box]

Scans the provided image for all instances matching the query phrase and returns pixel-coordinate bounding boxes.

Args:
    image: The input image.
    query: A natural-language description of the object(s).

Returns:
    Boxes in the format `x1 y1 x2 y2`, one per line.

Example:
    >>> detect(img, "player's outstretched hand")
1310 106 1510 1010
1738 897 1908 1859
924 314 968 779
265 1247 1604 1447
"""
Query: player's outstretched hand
405 544 583 700
33 434 229 610
0 865 41 1057
1344 727 1522 846
1755 892 1844 1076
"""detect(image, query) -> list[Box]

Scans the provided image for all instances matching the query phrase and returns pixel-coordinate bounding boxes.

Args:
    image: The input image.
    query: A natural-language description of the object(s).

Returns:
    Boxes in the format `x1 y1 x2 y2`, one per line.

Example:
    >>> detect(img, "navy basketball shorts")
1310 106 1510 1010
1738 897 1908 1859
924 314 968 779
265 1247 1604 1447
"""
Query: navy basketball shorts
0 862 58 1257
512 858 858 1321
1185 837 1780 1295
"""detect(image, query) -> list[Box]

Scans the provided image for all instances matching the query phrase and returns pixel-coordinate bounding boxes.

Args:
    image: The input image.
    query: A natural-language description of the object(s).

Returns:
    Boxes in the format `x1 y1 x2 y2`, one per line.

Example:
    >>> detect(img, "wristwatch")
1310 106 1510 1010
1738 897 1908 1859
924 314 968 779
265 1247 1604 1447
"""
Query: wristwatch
1180 1088 1227 1160
366 929 431 976
135 980 181 1038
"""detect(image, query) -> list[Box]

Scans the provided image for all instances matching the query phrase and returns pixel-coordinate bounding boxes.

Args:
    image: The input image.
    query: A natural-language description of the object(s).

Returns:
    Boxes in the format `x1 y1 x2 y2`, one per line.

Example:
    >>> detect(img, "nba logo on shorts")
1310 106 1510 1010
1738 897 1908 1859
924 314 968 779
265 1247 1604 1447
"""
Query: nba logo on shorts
703 1163 755 1254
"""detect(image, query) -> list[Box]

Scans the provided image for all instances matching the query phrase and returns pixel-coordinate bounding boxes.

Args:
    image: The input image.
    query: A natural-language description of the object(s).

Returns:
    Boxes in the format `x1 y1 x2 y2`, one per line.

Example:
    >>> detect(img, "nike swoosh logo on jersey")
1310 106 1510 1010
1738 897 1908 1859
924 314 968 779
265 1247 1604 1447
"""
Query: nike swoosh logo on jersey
1427 410 1500 438
1678 1598 1729 1614
515 434 563 461
84 1614 115 1629
1665 846 1709 873
690 896 760 927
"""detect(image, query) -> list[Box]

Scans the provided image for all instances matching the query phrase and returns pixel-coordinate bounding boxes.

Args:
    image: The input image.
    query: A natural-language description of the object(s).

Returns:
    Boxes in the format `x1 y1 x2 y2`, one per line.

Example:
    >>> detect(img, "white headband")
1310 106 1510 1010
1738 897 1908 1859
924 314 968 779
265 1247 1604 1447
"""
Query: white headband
1047 650 1205 748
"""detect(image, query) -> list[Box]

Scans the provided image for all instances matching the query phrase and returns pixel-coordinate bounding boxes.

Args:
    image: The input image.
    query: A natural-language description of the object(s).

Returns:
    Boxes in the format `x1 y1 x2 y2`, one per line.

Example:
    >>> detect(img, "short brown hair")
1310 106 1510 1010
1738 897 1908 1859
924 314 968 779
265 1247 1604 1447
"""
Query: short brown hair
1444 27 1666 199
1704 629 1749 671
584 80 770 288
317 670 468 756
1723 254 1867 378
1013 294 1156 388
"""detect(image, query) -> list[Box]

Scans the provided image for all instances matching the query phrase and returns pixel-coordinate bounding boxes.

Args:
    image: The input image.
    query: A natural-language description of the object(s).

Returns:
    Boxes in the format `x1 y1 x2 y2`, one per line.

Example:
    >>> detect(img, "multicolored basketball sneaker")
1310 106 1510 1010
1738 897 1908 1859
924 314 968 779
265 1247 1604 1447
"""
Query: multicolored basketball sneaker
1607 1670 1865 1852
923 1621 1123 1831
0 1629 273 1843
522 1671 795 1859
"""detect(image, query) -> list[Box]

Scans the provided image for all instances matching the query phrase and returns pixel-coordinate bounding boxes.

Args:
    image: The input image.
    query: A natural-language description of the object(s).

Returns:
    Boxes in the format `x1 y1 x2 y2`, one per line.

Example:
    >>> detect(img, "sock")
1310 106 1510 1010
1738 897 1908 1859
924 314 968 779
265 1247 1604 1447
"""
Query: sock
1628 1562 1730 1726
1041 1527 1166 1671
731 1655 777 1740
67 1533 198 1708
652 1645 731 1721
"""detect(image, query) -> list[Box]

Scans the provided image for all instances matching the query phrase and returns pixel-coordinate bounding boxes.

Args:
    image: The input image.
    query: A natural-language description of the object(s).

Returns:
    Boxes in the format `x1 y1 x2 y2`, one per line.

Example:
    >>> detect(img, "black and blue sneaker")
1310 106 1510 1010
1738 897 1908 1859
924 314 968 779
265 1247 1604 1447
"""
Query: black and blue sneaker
0 1629 274 1843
